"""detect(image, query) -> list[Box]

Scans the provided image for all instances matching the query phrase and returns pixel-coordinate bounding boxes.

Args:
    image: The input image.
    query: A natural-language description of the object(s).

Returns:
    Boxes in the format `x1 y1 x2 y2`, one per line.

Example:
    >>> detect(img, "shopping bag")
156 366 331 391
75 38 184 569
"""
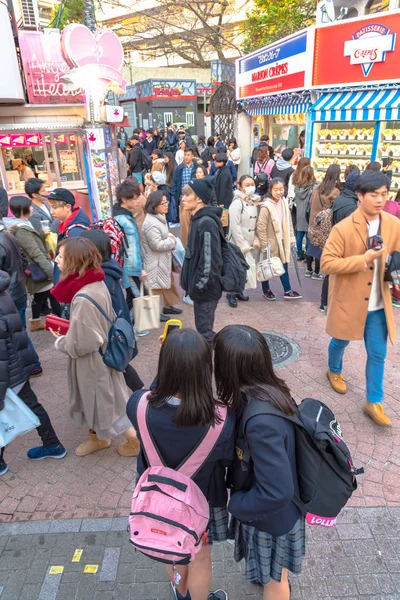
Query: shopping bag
133 282 161 333
221 209 229 228
0 388 40 447
245 253 258 290
256 245 285 282
45 232 58 259
172 237 185 273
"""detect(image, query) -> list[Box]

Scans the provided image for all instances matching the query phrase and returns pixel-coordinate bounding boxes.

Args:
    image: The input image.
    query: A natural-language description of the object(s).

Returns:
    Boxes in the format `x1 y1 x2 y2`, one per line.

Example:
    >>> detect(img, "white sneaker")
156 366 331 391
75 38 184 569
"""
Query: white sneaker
183 295 194 306
136 329 150 337
169 223 180 229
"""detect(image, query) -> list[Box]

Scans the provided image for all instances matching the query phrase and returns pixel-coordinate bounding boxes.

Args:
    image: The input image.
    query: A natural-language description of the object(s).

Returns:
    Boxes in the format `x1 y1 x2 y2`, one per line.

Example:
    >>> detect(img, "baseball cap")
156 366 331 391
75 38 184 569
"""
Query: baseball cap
47 188 76 205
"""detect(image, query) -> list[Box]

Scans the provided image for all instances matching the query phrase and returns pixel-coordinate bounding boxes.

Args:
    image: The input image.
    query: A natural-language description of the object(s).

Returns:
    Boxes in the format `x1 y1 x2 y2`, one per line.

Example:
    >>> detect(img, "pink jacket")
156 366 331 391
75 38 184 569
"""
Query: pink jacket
383 200 400 219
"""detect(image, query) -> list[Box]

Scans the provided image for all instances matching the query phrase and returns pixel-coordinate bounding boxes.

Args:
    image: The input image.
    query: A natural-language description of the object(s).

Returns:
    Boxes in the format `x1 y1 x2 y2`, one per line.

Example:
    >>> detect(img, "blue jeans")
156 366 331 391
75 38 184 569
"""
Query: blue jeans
17 307 41 370
296 231 308 255
328 309 388 404
262 263 291 294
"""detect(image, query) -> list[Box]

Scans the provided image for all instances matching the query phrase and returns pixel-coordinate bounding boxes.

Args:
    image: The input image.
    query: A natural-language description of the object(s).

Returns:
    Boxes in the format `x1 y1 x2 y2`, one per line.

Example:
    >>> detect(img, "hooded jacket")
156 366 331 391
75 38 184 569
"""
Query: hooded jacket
270 159 294 193
113 204 143 286
181 206 224 303
214 165 234 209
0 271 36 408
293 185 314 232
0 222 26 309
142 213 175 290
9 220 53 294
331 188 358 226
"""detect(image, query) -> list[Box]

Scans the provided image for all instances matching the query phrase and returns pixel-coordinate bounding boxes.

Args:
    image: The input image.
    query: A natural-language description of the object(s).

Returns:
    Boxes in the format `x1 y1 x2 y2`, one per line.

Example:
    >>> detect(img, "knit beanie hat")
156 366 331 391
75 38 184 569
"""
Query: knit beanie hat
188 177 215 205
151 171 166 185
344 171 361 192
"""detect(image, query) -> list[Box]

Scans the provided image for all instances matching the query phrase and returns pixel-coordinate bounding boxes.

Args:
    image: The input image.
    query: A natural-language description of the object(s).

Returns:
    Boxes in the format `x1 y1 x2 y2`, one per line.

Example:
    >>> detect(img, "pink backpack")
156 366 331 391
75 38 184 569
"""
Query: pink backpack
129 392 227 564
254 158 274 181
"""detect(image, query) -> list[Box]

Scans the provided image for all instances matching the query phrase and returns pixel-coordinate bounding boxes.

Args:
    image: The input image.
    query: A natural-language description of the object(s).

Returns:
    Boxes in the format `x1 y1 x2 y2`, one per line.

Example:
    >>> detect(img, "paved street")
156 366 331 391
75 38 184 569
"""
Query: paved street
0 266 400 599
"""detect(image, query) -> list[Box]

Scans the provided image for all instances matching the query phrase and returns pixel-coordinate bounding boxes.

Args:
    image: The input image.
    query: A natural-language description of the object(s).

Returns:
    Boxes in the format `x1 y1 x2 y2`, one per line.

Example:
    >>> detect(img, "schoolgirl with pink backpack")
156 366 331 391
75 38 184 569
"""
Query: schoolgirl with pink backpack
127 328 235 600
253 146 275 182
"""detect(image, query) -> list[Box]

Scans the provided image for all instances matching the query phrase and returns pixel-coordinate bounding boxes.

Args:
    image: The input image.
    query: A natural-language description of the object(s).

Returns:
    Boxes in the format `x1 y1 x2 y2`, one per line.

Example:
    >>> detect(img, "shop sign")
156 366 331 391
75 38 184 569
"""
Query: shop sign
59 150 78 174
235 29 314 100
18 31 84 105
153 84 182 97
313 12 400 87
103 105 124 123
0 134 43 147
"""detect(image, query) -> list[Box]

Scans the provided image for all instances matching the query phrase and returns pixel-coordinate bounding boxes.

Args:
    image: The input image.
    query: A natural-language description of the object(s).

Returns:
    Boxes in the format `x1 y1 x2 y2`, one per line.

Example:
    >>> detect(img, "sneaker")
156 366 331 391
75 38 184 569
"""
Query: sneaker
183 295 194 306
319 304 327 313
30 366 43 378
171 582 191 600
0 459 8 476
262 290 276 301
136 330 150 337
169 223 180 229
304 270 313 278
284 291 302 300
208 591 228 600
327 371 347 394
311 272 324 281
392 298 400 308
27 444 67 461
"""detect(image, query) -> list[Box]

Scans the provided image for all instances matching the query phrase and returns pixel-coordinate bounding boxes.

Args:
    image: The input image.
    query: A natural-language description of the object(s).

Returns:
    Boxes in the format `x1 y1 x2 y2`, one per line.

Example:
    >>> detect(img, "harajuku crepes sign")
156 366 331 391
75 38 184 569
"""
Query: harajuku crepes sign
344 23 396 77
60 24 127 121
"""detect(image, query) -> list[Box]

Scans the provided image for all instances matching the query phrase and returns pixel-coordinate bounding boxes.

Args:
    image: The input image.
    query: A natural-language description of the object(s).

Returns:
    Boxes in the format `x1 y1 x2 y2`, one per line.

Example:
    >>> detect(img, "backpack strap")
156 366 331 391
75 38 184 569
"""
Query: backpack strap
136 391 165 467
75 293 114 326
178 405 228 479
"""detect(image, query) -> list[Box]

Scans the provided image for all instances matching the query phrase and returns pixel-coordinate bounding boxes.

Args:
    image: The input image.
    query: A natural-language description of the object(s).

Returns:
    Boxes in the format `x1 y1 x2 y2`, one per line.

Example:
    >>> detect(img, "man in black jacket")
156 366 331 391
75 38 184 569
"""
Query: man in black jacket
181 177 223 348
213 153 233 210
143 129 156 155
128 135 144 184
270 147 295 194
320 171 360 312
0 270 66 475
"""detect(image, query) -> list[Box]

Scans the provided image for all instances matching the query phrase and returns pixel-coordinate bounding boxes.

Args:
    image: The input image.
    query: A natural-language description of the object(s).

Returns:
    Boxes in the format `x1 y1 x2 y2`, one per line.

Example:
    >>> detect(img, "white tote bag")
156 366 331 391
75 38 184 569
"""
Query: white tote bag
256 244 285 282
133 282 161 333
245 253 258 290
0 388 40 447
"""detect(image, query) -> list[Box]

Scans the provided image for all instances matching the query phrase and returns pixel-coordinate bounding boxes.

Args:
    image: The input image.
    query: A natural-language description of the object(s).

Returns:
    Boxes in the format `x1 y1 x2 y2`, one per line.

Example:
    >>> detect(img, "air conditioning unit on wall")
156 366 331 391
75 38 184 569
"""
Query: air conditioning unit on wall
19 0 40 29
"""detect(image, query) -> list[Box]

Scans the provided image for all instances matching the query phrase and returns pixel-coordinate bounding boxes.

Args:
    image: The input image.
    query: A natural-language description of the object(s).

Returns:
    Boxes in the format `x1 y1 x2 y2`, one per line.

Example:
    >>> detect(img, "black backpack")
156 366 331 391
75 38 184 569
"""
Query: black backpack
76 294 135 372
231 397 363 527
140 150 152 172
218 230 248 293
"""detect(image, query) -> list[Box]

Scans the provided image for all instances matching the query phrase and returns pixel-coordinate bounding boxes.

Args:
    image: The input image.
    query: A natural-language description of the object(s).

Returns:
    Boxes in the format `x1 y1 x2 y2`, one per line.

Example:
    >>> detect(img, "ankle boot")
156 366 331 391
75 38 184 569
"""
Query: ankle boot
30 318 45 332
117 437 140 457
75 430 111 456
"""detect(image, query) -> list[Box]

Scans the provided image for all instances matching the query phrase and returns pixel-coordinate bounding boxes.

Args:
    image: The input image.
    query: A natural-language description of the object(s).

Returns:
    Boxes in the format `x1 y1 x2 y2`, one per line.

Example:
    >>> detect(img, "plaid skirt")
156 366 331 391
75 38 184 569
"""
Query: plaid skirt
207 507 229 545
230 516 306 585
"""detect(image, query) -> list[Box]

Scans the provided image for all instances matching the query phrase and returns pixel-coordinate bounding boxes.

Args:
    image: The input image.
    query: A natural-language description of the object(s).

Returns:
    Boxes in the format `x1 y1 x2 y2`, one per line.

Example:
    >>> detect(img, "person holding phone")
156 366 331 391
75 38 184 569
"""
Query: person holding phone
321 171 400 426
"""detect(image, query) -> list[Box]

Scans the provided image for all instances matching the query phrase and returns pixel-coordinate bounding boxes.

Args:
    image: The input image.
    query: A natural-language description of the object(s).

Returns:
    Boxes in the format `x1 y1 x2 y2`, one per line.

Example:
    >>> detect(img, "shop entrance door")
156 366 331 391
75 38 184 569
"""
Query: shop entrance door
209 82 238 145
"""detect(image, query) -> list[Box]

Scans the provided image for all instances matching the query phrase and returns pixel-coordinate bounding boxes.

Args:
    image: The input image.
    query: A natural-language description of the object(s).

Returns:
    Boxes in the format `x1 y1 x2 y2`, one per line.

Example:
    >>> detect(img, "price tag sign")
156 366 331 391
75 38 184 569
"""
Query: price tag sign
72 549 83 562
49 566 64 575
84 565 98 574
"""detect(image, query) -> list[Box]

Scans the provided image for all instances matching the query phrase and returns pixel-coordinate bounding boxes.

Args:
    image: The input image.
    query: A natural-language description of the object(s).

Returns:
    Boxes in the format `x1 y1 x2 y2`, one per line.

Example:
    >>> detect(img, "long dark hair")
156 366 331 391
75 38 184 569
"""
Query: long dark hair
149 328 219 426
291 156 311 186
164 152 177 180
319 164 341 196
214 325 294 416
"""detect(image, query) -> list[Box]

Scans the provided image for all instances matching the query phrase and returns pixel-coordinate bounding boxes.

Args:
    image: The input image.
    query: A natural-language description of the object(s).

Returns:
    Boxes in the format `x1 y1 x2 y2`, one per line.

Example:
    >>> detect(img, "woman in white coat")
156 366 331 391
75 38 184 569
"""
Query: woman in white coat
141 190 182 317
227 175 260 307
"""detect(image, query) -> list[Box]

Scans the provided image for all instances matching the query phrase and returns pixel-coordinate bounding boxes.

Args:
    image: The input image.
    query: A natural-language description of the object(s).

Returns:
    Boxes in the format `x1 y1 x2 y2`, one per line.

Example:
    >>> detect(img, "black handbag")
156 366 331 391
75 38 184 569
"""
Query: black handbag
27 262 48 283
384 251 400 284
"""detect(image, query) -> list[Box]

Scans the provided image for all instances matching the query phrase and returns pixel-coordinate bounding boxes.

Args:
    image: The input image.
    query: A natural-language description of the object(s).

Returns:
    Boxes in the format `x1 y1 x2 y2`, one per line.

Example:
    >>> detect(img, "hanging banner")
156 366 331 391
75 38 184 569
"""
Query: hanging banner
235 29 315 100
313 12 400 87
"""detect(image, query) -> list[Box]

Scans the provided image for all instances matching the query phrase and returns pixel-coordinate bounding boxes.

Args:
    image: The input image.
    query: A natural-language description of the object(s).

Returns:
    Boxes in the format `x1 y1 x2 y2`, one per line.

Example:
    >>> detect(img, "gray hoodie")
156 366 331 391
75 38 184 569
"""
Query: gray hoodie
294 185 314 232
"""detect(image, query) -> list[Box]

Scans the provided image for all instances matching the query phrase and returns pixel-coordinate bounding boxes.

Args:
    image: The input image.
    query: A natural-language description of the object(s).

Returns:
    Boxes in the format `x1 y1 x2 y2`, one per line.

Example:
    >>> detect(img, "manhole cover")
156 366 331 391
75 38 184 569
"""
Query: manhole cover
261 331 301 369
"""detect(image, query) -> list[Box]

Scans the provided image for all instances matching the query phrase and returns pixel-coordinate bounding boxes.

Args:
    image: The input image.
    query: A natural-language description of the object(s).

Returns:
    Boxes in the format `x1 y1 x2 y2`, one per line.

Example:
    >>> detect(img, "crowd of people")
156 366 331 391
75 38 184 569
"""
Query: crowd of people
1 125 400 600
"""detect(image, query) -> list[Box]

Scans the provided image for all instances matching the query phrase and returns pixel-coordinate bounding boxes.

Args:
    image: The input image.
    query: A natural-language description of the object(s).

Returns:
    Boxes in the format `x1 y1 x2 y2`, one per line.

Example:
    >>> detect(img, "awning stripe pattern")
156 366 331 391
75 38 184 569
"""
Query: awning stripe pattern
242 93 311 116
311 89 400 122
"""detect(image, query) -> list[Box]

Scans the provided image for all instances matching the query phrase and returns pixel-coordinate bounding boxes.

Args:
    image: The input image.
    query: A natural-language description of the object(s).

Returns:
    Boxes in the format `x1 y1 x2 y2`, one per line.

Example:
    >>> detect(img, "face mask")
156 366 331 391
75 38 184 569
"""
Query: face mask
245 186 256 195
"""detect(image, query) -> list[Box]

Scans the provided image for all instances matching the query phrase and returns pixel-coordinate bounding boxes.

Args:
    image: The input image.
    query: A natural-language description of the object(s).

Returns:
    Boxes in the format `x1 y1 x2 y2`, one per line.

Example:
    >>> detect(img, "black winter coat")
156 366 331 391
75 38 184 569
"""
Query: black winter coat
128 145 143 173
181 206 223 303
331 188 358 225
0 224 26 310
0 271 36 408
214 165 234 209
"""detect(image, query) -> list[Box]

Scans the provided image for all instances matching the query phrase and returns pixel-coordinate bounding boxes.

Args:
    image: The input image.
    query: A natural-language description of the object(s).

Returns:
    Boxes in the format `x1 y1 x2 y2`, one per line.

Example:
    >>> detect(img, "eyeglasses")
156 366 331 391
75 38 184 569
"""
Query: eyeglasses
160 201 169 206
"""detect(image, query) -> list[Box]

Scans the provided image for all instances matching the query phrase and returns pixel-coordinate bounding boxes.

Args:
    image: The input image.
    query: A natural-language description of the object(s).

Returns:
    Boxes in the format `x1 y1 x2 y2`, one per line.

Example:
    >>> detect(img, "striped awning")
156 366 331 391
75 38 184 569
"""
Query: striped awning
243 93 311 116
311 89 400 122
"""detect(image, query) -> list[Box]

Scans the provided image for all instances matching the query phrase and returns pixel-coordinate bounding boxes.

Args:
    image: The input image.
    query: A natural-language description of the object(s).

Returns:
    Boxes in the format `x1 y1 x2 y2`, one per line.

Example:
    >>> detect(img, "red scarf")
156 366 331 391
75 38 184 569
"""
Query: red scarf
51 267 105 304
58 207 80 235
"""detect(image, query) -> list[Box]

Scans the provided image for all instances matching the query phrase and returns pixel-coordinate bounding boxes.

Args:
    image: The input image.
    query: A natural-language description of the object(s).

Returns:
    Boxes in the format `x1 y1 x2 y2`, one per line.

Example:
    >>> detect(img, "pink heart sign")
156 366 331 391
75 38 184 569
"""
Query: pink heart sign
61 24 124 72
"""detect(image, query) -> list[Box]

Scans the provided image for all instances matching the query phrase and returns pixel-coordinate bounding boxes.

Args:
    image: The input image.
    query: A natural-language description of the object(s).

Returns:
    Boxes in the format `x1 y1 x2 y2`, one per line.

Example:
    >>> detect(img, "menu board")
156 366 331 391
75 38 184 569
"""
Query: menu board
59 149 78 174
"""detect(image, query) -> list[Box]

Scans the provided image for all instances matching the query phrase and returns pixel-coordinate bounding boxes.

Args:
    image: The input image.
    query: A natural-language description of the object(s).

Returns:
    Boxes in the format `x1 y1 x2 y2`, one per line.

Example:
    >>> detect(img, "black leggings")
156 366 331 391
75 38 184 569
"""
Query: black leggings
31 291 61 319
19 381 61 448
306 255 320 275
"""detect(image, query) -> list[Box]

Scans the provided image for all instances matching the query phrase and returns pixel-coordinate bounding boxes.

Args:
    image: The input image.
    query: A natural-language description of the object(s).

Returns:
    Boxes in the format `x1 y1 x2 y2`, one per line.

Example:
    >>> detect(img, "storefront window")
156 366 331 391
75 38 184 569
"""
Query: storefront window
0 130 86 194
378 121 400 192
272 114 306 156
313 121 375 182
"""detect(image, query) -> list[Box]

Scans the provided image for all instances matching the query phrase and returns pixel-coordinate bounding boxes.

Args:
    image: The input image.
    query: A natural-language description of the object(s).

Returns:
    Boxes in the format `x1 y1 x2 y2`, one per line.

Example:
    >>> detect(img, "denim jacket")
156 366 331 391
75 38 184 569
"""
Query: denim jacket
113 204 142 288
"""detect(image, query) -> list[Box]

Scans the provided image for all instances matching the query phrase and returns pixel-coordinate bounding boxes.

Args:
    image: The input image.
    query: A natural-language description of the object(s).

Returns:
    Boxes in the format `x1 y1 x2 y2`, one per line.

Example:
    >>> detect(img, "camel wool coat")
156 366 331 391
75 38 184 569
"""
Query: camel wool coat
142 213 175 289
321 207 400 344
55 281 131 438
256 197 295 264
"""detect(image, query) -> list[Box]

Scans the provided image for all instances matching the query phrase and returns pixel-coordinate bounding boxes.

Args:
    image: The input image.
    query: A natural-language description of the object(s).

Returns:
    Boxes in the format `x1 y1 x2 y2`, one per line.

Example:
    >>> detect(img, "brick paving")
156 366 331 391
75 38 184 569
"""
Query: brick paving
0 262 400 598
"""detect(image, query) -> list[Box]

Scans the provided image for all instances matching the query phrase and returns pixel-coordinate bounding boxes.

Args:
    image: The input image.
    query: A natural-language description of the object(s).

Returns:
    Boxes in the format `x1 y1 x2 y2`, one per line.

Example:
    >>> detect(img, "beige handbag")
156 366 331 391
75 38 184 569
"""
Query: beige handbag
256 244 285 282
221 209 229 228
133 282 160 332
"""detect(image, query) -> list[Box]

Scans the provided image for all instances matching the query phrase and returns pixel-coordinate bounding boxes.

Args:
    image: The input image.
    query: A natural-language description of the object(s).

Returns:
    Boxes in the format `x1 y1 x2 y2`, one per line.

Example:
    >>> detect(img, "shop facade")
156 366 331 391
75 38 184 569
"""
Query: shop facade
308 11 400 190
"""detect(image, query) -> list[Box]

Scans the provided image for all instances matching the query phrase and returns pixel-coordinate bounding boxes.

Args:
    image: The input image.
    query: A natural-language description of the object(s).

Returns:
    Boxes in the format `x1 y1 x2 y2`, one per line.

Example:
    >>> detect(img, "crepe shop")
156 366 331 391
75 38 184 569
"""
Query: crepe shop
236 28 315 157
309 11 400 191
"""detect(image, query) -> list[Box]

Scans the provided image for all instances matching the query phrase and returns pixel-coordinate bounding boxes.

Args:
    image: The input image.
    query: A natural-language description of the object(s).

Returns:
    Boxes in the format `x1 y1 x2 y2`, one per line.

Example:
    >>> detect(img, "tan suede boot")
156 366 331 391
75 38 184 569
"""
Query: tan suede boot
364 403 392 427
327 370 347 394
30 318 45 332
117 437 140 457
75 430 111 456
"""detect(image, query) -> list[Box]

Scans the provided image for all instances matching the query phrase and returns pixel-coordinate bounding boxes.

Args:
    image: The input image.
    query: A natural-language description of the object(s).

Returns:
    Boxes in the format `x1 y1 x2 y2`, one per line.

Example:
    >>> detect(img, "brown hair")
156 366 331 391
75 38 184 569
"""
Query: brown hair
57 237 102 280
145 190 167 215
257 145 269 163
291 157 311 186
296 165 315 188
